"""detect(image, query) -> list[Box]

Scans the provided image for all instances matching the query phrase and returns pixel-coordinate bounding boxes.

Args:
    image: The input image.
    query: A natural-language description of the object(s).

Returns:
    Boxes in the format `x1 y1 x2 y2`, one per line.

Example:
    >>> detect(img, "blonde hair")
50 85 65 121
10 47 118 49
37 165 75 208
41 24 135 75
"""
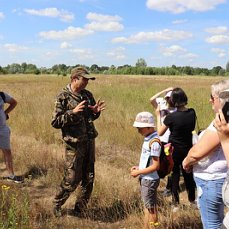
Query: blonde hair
211 79 229 106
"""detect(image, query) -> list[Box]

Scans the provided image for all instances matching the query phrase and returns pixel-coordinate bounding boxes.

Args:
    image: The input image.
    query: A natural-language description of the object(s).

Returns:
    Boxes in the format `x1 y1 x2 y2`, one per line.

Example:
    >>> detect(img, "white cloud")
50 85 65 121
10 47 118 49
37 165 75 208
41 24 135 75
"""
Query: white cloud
172 19 187 24
107 47 126 60
44 51 59 58
211 48 226 57
39 12 123 40
39 26 94 40
60 41 72 49
112 29 193 44
0 12 5 21
4 43 28 52
206 35 229 44
205 26 228 34
182 52 198 59
85 12 123 32
24 8 74 22
146 0 226 14
70 48 94 60
86 12 122 22
85 21 123 32
161 45 198 61
162 45 186 56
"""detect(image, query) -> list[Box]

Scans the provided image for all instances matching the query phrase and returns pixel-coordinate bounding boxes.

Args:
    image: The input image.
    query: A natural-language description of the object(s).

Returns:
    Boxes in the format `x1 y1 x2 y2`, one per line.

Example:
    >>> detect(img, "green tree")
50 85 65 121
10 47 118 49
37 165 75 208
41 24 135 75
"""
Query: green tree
90 64 100 73
211 66 223 76
226 61 229 72
135 58 147 67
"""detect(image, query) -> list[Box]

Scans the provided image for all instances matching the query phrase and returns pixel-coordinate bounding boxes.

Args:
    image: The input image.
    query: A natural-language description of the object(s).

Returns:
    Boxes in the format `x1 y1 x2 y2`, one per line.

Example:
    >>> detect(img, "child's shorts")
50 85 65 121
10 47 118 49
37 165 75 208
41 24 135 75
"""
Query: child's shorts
140 178 160 209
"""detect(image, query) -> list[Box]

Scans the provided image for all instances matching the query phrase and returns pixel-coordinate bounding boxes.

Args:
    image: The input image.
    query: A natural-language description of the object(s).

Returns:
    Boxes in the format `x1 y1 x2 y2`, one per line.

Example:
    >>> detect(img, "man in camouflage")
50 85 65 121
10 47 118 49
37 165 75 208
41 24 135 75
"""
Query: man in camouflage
51 66 105 217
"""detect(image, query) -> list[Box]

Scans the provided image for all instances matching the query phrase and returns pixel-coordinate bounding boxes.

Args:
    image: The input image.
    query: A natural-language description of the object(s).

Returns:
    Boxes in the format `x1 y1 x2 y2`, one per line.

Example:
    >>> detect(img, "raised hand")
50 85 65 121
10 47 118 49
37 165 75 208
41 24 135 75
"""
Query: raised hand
88 98 106 113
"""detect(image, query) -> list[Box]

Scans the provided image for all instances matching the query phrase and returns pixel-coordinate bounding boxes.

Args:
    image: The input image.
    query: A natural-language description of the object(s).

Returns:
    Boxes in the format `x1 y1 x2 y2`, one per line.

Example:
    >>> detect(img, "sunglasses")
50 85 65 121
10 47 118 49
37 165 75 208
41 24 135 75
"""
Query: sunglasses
210 94 218 102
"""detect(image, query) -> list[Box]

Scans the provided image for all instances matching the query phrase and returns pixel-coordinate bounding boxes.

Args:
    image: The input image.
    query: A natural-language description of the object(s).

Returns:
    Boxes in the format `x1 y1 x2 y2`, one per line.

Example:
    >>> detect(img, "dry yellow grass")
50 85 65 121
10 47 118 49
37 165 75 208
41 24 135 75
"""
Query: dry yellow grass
0 74 226 228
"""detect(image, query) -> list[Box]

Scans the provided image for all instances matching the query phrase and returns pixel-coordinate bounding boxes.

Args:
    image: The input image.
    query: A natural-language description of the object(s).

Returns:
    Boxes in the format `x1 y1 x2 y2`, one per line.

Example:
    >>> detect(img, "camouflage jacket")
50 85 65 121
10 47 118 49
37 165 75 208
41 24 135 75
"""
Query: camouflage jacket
51 85 100 143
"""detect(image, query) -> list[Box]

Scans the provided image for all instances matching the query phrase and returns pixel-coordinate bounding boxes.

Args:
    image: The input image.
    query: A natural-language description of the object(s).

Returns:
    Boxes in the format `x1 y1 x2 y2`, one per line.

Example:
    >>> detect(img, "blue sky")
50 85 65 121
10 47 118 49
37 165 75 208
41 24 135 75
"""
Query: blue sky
0 0 229 69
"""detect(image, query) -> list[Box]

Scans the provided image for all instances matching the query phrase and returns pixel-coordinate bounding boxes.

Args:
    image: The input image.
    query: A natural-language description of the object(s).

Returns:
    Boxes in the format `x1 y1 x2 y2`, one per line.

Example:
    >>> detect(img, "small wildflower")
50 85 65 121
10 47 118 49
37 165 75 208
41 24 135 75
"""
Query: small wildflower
2 185 10 190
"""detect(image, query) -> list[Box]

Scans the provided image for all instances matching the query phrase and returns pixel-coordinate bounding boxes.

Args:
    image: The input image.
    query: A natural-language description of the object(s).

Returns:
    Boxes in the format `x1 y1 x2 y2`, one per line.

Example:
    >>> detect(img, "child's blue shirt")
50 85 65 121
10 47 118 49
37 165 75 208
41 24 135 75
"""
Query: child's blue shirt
139 131 161 180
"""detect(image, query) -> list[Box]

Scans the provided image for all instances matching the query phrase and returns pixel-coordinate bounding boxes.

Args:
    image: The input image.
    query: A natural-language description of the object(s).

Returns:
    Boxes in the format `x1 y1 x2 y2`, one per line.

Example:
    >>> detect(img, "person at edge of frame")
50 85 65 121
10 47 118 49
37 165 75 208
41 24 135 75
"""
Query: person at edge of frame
0 91 23 183
183 80 229 229
213 89 229 229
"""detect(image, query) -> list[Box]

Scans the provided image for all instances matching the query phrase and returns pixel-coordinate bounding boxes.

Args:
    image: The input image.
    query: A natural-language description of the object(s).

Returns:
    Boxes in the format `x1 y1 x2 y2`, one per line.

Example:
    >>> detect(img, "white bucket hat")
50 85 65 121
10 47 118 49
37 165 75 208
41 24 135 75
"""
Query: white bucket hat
133 111 156 128
164 90 172 98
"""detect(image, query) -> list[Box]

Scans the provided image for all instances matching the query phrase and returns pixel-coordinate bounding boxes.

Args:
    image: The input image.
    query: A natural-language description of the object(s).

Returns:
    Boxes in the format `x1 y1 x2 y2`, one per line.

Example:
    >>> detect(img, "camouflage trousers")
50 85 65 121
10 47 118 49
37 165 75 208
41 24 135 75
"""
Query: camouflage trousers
53 139 95 209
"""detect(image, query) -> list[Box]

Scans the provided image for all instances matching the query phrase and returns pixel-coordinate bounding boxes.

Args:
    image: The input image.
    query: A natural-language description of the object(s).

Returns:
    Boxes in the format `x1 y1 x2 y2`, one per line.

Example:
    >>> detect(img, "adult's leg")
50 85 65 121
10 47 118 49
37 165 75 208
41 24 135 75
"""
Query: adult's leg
222 172 229 229
171 161 181 205
2 149 14 176
54 141 85 209
195 177 225 229
181 166 196 202
74 139 95 211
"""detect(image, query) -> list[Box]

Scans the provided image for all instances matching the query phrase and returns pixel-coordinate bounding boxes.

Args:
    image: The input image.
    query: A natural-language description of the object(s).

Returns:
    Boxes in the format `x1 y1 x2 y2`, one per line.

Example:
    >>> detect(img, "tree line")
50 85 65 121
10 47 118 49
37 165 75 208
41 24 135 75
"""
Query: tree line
0 59 229 77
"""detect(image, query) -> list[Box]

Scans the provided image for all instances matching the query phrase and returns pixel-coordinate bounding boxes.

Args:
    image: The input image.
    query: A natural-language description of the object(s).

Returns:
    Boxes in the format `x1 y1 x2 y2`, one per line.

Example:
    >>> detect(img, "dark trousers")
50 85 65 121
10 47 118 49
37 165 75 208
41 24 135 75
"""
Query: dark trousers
54 139 95 209
170 146 196 205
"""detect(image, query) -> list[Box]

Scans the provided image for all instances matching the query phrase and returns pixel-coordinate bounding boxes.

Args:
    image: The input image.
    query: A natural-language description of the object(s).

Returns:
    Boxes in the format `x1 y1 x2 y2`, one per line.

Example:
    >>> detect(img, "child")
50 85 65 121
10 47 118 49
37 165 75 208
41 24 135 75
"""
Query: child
150 88 175 197
131 111 161 228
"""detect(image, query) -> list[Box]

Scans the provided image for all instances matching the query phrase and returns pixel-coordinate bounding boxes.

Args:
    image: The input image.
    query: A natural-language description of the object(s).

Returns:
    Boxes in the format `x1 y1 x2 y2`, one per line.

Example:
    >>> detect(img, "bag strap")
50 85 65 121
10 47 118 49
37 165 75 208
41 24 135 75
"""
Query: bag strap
0 92 6 103
149 138 162 149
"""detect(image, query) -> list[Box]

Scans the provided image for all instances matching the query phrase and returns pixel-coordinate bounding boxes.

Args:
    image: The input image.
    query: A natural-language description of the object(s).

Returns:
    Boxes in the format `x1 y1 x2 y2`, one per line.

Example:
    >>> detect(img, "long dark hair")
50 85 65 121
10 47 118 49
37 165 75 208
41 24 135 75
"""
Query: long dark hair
170 87 188 108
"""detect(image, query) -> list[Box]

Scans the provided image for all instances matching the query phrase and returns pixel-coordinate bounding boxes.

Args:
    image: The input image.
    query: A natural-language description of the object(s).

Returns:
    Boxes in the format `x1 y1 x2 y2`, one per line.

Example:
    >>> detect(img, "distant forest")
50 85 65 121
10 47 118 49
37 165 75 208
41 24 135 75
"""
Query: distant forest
1 58 229 76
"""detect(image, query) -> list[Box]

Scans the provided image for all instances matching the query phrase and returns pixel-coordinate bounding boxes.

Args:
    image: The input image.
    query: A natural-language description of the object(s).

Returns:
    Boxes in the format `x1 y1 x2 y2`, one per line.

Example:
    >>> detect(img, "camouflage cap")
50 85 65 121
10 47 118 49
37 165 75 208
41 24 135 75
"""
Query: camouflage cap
71 67 95 80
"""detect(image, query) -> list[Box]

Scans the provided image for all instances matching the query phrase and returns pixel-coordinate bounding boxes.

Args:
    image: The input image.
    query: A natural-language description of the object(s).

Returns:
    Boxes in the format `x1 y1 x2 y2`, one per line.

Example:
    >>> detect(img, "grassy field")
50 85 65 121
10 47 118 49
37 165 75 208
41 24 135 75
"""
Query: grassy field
0 74 226 229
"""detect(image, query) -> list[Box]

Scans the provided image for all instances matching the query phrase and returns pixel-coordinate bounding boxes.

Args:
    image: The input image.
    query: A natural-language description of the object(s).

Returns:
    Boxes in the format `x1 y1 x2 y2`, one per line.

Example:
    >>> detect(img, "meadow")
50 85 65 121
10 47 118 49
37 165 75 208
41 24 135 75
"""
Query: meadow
0 74 226 229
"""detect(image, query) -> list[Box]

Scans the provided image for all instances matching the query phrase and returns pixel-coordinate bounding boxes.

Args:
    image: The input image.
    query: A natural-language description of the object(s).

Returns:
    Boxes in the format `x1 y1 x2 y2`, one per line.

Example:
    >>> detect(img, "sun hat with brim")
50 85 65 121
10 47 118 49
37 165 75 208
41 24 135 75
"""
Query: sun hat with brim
133 111 156 128
219 89 229 99
71 67 96 80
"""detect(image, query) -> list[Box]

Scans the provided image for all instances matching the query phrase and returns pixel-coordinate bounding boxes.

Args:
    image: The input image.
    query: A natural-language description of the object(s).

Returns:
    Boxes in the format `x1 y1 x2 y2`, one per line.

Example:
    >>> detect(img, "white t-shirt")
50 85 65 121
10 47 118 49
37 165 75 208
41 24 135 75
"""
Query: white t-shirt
193 122 228 180
155 97 176 143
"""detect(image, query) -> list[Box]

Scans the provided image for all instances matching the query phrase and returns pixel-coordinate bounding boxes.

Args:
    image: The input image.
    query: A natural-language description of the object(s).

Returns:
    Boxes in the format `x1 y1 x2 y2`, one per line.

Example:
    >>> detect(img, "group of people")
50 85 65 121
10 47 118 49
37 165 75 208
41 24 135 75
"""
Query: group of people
1 67 229 229
130 80 229 229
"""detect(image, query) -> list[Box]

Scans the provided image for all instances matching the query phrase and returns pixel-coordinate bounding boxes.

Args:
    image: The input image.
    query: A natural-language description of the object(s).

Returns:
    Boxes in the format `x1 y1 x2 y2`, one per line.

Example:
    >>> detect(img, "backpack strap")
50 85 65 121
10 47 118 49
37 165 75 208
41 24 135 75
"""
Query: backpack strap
146 137 161 168
0 92 6 103
149 138 162 149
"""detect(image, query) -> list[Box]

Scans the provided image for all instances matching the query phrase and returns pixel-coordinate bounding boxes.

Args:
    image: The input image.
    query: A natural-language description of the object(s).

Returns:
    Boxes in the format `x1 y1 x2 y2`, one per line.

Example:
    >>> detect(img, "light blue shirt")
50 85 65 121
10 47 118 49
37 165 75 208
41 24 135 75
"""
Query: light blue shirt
139 131 161 180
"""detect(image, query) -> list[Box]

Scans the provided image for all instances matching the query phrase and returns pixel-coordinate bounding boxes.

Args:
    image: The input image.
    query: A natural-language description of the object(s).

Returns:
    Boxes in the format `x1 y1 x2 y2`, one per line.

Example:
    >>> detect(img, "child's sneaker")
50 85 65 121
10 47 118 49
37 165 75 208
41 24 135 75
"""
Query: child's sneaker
3 175 24 183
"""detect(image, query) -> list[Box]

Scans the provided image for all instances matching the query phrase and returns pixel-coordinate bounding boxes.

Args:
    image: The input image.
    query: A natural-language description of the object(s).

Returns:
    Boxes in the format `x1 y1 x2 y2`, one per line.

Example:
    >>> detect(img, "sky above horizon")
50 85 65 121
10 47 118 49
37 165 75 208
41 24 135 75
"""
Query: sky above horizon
0 0 229 69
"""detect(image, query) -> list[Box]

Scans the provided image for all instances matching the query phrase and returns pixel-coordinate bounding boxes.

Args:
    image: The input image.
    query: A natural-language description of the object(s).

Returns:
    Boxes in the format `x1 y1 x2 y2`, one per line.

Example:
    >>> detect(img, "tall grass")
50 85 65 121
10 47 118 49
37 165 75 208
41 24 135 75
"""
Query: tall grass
0 74 226 228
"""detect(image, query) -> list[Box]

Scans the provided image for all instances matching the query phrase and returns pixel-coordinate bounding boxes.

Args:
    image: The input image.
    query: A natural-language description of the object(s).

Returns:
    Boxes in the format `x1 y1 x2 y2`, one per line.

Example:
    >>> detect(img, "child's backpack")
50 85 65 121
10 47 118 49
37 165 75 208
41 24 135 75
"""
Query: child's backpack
149 138 174 179
0 92 6 103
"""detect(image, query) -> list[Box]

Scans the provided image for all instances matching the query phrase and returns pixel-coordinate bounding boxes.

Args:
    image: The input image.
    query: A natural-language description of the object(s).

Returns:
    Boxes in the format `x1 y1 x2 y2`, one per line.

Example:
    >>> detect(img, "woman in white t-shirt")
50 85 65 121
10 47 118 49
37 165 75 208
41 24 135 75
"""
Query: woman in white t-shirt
183 79 229 229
